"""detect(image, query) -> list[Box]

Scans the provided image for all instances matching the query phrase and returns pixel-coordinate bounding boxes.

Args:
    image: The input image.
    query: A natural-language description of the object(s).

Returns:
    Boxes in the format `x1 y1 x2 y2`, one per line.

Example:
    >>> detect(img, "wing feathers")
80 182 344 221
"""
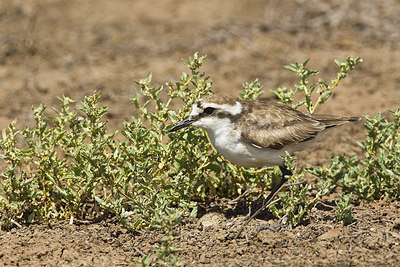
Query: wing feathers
239 100 358 150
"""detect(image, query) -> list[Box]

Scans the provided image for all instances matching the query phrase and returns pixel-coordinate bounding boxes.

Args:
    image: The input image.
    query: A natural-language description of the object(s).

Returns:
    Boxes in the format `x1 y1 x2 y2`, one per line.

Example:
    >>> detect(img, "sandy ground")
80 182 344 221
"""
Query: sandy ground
0 0 399 266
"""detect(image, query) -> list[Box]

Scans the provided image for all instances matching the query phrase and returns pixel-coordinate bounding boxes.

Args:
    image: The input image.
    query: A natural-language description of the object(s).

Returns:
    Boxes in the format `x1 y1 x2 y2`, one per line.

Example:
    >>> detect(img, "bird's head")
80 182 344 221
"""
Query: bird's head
168 95 242 133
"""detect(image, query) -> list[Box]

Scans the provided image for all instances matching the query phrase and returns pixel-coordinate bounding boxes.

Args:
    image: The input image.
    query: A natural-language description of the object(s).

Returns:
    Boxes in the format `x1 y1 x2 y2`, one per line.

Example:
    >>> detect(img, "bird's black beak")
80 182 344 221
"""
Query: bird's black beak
168 116 194 132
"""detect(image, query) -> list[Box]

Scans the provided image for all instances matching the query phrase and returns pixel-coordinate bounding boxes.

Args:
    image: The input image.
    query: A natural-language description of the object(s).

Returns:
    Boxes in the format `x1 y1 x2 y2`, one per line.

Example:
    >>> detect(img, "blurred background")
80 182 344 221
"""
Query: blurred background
0 0 399 132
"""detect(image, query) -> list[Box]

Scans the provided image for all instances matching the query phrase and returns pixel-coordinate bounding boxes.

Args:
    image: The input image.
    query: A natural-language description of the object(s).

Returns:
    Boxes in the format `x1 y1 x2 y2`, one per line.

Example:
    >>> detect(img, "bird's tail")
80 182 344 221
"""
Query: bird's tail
312 114 360 129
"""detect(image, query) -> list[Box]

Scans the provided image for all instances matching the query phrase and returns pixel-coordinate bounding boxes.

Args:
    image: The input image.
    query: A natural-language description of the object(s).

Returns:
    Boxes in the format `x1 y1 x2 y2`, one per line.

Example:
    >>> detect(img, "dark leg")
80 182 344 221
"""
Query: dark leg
279 164 292 178
234 165 292 239
262 165 291 205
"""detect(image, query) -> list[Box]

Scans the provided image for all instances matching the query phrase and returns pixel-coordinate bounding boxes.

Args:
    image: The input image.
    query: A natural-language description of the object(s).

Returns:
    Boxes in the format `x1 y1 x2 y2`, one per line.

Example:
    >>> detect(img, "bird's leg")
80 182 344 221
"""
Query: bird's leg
234 164 292 239
262 165 291 206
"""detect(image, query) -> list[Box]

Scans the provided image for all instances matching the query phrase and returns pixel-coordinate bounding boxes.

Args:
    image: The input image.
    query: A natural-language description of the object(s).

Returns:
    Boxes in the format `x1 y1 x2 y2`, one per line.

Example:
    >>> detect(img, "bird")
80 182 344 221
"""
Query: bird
168 94 359 208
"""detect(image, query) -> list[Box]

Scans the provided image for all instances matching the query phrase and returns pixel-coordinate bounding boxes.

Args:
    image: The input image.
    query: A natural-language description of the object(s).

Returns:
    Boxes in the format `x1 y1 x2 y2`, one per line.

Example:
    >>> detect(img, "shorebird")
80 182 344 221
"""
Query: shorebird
168 94 359 210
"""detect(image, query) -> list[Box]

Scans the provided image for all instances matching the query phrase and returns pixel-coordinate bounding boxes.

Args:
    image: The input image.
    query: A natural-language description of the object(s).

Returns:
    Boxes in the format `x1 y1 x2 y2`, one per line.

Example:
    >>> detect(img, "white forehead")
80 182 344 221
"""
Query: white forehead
190 105 203 116
190 101 242 116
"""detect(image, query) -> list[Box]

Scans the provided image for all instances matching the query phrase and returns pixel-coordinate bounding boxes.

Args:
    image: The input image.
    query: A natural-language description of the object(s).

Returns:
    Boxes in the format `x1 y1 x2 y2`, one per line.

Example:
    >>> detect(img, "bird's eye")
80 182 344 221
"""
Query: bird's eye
204 107 215 115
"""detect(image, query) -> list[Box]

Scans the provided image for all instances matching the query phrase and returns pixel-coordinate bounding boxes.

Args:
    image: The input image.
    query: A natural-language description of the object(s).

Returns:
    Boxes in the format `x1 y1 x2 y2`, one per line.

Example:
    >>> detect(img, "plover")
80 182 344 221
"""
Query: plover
168 94 359 204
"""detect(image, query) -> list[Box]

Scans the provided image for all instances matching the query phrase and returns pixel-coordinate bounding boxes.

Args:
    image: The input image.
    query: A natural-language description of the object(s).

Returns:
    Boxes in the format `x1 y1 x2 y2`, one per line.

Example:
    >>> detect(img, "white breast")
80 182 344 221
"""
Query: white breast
201 118 283 168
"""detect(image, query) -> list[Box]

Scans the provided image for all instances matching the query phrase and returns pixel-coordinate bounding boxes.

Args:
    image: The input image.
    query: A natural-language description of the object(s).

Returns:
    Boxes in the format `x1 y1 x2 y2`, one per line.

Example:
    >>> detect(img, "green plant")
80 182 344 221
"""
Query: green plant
308 108 400 200
266 57 364 226
334 193 356 226
141 208 184 266
0 94 119 226
269 153 338 227
270 57 398 226
269 154 309 227
272 57 362 113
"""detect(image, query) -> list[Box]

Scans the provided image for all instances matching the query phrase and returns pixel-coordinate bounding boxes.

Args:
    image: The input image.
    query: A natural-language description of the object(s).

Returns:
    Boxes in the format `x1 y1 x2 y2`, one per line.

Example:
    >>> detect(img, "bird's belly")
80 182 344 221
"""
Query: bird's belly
221 146 284 168
207 132 284 168
207 131 318 168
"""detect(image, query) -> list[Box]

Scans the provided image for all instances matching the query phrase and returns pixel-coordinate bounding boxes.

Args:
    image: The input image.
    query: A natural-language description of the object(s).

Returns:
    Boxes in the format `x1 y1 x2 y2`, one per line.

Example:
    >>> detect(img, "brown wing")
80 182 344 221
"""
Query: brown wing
238 100 326 150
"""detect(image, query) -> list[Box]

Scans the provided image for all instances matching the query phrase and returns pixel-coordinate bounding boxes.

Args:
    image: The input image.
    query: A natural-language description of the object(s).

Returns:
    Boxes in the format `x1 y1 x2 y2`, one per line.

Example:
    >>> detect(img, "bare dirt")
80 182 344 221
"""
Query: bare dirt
0 0 399 266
